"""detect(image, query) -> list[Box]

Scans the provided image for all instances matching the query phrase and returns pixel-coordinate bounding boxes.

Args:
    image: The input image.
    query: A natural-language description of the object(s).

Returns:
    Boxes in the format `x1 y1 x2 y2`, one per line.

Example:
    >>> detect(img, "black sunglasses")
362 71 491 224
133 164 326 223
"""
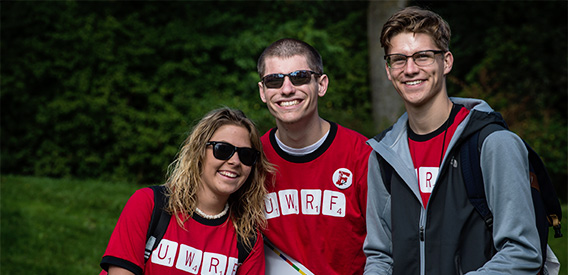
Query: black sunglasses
261 70 320 89
206 141 259 166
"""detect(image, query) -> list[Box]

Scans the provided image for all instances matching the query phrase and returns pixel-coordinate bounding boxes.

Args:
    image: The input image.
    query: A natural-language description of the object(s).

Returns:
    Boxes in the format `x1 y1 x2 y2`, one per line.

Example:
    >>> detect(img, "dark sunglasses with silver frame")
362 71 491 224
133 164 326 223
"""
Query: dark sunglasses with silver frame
261 70 321 89
206 141 259 166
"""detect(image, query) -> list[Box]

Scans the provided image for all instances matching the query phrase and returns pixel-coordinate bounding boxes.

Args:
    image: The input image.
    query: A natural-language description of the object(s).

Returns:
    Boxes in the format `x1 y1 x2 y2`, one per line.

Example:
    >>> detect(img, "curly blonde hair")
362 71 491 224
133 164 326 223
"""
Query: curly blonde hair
164 107 274 249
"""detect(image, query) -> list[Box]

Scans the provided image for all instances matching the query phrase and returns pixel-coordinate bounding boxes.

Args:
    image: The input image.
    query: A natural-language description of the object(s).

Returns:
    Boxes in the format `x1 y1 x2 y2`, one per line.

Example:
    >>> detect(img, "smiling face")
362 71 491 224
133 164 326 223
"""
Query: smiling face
385 32 453 109
199 124 253 204
258 55 328 127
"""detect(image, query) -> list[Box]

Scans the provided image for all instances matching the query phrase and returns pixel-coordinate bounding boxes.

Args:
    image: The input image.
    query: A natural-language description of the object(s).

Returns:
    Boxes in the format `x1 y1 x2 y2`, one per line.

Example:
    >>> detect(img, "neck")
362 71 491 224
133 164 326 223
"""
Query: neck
195 203 228 220
275 117 330 148
197 202 226 216
196 190 228 216
406 97 453 135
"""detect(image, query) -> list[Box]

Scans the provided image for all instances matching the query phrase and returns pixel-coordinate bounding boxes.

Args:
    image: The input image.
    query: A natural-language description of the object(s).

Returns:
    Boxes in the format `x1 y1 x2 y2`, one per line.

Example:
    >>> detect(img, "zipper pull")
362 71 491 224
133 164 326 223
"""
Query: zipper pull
419 226 424 241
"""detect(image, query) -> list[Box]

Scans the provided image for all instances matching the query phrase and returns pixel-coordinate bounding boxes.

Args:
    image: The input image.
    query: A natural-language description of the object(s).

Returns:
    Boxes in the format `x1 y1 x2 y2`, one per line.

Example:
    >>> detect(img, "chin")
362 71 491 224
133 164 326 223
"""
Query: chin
276 113 303 124
220 182 245 194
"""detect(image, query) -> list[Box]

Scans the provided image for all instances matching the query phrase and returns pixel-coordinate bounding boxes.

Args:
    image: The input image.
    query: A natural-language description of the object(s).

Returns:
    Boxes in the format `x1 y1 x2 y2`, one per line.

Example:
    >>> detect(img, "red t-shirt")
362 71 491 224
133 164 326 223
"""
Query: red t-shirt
261 122 371 275
99 187 264 275
408 105 469 208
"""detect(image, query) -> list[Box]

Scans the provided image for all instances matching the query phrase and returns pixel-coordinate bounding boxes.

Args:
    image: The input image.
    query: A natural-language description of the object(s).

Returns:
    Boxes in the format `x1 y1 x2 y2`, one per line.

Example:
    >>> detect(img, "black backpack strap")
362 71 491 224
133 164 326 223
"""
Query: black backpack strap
460 124 507 230
144 185 171 263
524 141 563 238
236 230 258 264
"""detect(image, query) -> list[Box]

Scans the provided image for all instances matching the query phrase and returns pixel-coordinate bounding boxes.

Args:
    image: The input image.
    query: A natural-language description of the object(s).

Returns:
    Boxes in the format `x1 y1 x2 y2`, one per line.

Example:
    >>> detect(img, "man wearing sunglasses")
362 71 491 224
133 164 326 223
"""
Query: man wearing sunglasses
257 38 372 275
364 6 542 275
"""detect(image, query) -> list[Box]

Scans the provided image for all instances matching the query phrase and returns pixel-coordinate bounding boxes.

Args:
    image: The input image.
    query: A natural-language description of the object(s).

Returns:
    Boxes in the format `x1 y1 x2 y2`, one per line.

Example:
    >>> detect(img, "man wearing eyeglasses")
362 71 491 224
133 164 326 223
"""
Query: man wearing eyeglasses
257 38 372 275
363 6 541 275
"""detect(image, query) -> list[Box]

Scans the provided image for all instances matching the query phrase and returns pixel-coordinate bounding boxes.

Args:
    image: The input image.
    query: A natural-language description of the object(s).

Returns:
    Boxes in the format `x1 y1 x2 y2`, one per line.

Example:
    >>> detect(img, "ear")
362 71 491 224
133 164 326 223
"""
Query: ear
258 82 267 103
443 51 454 75
317 74 329 97
385 63 393 81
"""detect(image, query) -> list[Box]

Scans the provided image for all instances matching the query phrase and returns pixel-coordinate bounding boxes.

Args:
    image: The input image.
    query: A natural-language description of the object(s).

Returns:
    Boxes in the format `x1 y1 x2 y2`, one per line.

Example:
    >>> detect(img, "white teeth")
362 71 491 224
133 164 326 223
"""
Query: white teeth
219 171 237 178
406 80 423 85
280 100 299 107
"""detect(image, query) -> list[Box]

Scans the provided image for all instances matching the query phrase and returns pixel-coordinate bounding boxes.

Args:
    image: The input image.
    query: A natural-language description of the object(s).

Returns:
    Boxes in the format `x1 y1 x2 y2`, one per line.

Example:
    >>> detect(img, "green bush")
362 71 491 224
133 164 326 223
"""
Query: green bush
1 1 372 184
1 1 566 194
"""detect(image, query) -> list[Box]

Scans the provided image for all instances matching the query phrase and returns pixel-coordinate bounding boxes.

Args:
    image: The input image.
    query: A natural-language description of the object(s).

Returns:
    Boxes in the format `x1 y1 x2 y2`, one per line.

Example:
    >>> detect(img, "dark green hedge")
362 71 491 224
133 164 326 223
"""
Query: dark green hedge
1 1 566 198
1 1 372 183
424 1 567 197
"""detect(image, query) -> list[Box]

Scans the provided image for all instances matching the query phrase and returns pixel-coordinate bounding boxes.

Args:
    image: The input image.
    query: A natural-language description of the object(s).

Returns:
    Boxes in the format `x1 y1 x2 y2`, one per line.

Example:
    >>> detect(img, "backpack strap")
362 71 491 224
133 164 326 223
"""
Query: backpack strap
144 185 171 263
462 123 565 273
236 230 257 264
460 124 507 230
144 185 253 264
524 142 563 238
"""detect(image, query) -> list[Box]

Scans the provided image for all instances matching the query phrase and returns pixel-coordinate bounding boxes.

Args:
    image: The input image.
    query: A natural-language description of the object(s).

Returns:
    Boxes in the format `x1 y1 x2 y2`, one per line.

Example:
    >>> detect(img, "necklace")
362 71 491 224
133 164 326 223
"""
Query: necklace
439 103 455 167
195 203 229 220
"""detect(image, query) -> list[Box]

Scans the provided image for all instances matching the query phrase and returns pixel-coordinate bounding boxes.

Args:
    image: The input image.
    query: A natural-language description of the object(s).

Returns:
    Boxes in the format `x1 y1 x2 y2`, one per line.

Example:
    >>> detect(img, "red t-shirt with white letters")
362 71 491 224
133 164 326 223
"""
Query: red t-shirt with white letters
408 105 469 208
261 122 371 275
99 187 264 275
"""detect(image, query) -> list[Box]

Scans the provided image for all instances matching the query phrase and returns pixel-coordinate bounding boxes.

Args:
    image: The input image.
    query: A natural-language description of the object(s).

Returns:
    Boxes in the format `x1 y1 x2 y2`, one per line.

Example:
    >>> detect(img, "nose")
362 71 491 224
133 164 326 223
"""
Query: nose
227 151 241 165
280 76 295 95
404 57 420 75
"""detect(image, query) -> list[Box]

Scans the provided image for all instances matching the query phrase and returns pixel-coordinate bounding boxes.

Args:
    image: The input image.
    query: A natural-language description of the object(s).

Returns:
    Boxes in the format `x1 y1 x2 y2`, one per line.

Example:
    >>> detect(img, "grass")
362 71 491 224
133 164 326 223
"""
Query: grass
1 175 567 274
1 175 141 274
548 204 567 272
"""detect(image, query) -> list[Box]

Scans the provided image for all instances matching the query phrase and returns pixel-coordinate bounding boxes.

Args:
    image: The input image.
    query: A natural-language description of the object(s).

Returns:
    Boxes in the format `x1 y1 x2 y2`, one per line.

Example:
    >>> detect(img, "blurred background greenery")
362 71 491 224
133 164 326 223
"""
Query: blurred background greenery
2 1 566 193
1 1 566 273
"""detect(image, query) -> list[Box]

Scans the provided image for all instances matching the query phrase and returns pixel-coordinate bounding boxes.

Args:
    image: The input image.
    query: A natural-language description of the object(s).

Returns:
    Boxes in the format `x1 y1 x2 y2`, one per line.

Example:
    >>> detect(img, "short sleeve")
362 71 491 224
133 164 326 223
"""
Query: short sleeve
100 187 155 274
236 230 265 275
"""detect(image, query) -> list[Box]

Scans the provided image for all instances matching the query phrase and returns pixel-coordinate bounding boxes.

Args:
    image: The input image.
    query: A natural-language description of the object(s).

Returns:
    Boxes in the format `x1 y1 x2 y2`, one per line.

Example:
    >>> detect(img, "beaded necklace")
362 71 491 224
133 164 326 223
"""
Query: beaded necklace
195 203 229 220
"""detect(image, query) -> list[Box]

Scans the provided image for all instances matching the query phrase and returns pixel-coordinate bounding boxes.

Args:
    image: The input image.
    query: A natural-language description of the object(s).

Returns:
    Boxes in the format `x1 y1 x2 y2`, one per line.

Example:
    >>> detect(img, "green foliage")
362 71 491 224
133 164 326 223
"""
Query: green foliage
1 1 566 192
1 1 371 184
416 1 567 195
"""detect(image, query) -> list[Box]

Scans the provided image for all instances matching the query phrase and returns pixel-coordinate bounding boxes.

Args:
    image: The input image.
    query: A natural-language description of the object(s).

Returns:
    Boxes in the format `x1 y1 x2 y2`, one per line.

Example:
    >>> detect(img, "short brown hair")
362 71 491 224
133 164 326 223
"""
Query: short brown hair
257 38 324 78
381 6 451 54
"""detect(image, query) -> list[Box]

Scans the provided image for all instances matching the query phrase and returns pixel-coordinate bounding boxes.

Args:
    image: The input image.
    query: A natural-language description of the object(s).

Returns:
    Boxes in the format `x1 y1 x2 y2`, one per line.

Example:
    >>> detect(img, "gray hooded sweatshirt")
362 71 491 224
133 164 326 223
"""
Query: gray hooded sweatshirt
363 97 541 275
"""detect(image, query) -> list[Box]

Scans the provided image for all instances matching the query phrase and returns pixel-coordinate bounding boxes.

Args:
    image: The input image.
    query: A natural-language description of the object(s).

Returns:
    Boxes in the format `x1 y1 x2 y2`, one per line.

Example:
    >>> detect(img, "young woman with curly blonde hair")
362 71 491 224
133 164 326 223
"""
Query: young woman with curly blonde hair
100 107 274 275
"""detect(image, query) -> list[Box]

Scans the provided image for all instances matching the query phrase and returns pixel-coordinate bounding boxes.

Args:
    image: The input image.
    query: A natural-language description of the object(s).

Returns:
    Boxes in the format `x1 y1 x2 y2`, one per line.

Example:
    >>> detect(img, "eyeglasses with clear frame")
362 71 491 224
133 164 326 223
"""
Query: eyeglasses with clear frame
384 50 446 69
